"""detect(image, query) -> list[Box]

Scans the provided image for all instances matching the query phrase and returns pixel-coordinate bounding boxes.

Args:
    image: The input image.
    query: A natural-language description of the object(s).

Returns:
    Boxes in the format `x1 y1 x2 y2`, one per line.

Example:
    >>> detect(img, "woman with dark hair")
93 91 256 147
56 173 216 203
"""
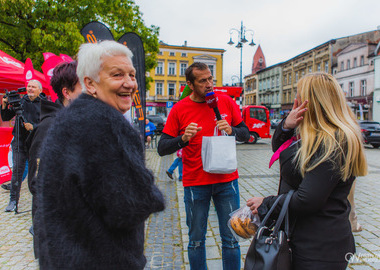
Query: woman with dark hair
26 60 82 258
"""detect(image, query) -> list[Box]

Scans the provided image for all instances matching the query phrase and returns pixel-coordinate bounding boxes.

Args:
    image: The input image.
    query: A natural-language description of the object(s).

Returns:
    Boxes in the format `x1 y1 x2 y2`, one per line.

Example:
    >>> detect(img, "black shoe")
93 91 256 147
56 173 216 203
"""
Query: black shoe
166 171 173 180
5 200 17 212
1 183 11 191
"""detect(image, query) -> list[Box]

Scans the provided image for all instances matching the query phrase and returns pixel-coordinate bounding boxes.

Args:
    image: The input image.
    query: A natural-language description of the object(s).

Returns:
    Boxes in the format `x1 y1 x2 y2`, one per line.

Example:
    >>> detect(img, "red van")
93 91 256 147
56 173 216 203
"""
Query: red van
242 105 271 144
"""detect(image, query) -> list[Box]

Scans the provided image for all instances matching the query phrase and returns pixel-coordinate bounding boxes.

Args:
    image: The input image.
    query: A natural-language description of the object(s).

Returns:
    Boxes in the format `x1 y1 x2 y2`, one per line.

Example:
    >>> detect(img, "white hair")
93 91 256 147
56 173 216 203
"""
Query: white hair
76 40 134 92
28 79 42 90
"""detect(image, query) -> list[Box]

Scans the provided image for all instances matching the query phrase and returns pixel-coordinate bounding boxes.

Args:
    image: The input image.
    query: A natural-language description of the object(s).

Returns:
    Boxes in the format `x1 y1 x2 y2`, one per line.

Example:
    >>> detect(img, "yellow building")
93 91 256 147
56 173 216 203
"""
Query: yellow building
147 41 225 116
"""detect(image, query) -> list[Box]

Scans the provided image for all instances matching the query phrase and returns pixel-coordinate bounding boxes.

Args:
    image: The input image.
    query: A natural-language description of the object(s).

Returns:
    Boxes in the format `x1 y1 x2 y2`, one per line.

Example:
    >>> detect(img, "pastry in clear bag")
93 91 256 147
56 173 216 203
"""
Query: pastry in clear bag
228 205 260 241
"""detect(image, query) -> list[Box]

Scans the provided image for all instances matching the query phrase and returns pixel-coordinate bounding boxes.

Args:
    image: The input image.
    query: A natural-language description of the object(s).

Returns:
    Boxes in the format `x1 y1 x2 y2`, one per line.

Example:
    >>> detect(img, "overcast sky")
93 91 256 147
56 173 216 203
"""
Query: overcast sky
134 0 380 85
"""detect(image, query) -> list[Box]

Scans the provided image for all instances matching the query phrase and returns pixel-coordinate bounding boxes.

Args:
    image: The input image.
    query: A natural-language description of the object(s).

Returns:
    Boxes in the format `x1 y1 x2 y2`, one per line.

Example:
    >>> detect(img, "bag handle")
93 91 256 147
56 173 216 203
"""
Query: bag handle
272 190 294 237
213 125 228 136
259 194 284 227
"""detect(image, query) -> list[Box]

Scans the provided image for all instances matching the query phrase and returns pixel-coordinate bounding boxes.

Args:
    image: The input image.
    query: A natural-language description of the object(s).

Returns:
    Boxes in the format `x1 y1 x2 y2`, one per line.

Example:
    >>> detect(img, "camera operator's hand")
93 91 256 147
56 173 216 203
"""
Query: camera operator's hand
1 97 8 109
24 122 34 131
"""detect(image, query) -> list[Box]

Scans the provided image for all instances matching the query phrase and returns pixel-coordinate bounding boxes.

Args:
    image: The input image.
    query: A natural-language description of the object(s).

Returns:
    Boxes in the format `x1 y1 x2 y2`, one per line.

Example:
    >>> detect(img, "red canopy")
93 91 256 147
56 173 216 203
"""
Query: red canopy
0 50 49 94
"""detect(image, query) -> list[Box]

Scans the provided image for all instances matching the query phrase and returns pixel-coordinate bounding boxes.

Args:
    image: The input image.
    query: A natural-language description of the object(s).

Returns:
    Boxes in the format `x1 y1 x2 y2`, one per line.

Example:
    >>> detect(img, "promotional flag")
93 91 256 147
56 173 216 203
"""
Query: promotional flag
41 55 64 101
0 127 13 185
59 54 73 63
80 21 114 43
23 58 35 87
118 32 146 140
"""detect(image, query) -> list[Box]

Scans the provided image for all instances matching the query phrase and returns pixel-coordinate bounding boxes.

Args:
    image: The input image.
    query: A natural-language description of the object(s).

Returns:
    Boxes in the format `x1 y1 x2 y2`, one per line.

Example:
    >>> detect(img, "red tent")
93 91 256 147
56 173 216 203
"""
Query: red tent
0 50 49 94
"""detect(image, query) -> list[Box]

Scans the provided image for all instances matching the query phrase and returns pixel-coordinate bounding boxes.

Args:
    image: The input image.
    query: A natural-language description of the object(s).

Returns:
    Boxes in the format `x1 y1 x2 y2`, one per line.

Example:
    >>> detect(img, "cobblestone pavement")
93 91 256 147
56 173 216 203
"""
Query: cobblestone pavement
0 139 379 270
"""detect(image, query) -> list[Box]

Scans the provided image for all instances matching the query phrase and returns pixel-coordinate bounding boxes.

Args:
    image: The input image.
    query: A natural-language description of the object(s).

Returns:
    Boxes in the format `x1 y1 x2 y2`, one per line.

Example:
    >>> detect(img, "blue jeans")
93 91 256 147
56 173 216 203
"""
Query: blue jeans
184 179 241 270
168 157 182 179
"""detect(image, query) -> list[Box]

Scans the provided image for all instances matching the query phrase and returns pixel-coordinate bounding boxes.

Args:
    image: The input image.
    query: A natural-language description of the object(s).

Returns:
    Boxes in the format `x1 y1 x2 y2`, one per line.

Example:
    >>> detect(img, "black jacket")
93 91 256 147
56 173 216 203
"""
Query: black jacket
1 94 43 141
259 121 355 263
36 94 165 270
26 99 63 196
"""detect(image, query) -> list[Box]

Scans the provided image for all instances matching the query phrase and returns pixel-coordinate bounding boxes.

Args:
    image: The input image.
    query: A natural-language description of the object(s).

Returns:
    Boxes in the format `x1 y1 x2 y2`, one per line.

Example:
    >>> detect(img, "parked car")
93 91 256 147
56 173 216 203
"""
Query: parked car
270 119 282 129
146 115 165 134
359 120 380 149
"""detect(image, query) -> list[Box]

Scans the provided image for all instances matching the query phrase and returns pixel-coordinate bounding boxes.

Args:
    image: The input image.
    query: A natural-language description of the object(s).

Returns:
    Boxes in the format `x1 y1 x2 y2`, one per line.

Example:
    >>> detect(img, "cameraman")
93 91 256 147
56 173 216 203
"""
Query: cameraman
1 80 43 213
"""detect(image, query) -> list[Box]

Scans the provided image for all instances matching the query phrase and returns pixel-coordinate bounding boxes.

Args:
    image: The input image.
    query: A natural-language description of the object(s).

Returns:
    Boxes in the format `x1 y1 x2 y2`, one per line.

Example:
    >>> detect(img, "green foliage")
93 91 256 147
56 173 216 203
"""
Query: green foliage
0 0 159 89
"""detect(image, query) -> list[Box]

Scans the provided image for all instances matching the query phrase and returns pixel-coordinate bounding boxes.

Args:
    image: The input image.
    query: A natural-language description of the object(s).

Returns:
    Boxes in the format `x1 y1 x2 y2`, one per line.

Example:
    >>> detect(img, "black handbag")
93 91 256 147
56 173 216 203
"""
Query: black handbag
244 190 294 270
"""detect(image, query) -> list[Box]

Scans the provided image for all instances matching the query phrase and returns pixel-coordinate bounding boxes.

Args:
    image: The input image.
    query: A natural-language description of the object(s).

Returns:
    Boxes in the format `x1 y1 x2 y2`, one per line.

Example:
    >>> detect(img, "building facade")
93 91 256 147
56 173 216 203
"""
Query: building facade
147 41 224 116
372 41 380 122
257 64 283 119
334 43 377 120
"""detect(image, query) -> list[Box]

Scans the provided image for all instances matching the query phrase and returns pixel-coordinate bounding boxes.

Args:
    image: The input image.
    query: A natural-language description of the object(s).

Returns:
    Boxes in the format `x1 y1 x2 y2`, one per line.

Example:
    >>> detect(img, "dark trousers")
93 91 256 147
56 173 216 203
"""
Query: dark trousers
10 139 28 203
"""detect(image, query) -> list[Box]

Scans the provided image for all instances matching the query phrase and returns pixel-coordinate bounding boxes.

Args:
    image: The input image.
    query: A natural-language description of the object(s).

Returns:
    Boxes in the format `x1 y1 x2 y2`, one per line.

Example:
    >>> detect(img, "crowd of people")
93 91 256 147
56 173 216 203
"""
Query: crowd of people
0 40 368 270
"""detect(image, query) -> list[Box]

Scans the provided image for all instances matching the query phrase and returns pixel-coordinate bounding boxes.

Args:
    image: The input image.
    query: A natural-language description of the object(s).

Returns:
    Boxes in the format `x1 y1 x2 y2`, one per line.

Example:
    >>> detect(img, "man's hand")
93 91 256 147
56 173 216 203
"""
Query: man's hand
246 197 264 215
1 97 8 109
216 119 232 135
24 122 33 131
283 99 308 130
181 122 202 143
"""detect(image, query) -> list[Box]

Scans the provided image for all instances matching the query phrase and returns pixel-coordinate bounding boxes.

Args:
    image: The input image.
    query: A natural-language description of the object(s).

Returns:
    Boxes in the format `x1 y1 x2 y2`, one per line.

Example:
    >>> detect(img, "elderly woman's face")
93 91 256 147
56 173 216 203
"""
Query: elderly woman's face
93 55 137 113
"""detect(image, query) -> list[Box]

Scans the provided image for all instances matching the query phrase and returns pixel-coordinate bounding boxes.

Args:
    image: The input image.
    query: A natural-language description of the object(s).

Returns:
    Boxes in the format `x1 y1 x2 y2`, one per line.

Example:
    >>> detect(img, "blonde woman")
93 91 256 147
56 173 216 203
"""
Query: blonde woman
247 72 367 270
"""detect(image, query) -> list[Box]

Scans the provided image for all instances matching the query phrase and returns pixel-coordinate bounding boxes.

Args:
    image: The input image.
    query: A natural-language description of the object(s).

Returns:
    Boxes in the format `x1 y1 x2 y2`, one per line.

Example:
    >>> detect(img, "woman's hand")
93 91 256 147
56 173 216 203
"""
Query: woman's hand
283 99 308 130
246 197 264 215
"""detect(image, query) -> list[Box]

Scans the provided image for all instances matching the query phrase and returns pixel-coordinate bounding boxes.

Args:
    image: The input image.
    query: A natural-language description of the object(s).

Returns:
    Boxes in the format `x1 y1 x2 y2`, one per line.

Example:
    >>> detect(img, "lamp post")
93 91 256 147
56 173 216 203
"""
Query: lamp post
227 21 256 87
231 75 240 86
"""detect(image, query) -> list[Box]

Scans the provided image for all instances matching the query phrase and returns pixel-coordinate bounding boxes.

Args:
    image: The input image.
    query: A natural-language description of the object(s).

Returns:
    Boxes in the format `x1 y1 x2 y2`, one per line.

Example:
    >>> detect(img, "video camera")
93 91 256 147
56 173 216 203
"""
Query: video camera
4 87 26 113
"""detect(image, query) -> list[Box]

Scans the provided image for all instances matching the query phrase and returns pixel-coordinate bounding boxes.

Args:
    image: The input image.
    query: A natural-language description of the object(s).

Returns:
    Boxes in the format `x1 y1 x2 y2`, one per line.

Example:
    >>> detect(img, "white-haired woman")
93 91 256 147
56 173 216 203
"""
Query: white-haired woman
36 40 165 270
247 72 367 270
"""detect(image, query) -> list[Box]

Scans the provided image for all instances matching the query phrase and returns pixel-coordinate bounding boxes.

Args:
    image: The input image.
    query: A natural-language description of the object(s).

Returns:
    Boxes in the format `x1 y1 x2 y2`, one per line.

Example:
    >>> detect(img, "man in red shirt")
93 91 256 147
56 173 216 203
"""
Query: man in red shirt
158 62 249 270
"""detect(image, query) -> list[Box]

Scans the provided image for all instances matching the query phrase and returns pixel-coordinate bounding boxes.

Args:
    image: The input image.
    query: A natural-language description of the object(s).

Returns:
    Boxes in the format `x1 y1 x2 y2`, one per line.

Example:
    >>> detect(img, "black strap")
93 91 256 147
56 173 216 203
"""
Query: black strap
259 194 284 227
272 190 294 236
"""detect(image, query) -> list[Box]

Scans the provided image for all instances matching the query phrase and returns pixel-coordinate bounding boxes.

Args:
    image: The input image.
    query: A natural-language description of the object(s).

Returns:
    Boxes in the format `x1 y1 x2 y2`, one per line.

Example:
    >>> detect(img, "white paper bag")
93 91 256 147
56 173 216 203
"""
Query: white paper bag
201 129 237 174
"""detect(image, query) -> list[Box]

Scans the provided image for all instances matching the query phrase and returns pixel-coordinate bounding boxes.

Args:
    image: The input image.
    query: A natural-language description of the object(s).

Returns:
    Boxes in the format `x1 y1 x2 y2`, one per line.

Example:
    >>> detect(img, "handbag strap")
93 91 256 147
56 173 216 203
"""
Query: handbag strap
272 190 294 237
259 194 284 227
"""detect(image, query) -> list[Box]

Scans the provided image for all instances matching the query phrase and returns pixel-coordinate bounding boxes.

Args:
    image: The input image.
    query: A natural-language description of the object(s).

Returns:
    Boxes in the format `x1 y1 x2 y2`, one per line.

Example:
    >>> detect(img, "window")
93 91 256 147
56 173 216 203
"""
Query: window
317 63 321 72
156 82 163 95
349 82 354 97
208 65 215 76
324 62 329 73
156 62 163 75
308 66 312 73
288 74 292 84
168 83 175 96
276 76 279 87
353 58 357 68
158 51 163 56
347 60 351 69
295 72 298 82
169 52 175 56
284 75 287 85
360 55 364 66
340 61 344 71
360 80 367 96
180 63 187 76
168 62 176 75
271 78 275 88
181 53 187 57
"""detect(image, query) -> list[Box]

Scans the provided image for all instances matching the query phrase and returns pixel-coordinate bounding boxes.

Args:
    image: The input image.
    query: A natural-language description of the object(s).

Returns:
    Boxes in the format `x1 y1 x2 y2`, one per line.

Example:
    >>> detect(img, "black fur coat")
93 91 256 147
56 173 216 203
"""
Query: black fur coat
36 94 165 270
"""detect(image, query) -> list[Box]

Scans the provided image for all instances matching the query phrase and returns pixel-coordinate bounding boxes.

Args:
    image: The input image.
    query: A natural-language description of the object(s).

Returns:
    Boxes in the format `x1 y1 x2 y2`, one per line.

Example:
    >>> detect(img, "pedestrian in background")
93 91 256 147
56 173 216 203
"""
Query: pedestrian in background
1 79 43 213
247 72 368 270
158 62 250 270
145 118 156 148
36 40 165 270
166 148 183 181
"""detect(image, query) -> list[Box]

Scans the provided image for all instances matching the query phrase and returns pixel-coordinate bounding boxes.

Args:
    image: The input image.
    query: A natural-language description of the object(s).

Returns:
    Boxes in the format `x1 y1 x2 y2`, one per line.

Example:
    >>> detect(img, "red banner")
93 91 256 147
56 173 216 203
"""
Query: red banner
23 58 35 87
41 55 64 102
0 127 13 184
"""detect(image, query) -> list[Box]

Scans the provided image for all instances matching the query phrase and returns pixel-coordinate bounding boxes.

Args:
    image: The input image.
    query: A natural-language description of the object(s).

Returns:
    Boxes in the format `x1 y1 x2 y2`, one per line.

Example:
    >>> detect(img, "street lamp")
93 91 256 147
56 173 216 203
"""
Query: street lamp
231 75 240 86
227 21 256 87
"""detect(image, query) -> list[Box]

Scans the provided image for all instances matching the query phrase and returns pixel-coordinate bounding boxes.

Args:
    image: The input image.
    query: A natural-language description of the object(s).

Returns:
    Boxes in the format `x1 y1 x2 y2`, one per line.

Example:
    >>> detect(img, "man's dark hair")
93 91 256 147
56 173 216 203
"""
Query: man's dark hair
185 62 209 84
50 61 79 103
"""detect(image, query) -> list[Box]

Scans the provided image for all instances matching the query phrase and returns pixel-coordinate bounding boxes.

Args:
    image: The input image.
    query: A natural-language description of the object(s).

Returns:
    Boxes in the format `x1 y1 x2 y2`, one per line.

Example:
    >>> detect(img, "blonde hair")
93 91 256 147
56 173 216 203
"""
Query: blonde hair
295 72 367 180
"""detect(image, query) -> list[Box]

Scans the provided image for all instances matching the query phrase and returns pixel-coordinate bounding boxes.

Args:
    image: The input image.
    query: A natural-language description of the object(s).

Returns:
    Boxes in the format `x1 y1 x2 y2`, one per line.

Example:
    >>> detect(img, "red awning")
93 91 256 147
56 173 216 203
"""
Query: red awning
0 50 49 94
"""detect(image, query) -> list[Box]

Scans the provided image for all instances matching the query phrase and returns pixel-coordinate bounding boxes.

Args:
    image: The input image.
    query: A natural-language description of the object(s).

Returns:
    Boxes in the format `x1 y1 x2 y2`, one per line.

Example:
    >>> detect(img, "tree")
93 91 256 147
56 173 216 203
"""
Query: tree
0 0 159 88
